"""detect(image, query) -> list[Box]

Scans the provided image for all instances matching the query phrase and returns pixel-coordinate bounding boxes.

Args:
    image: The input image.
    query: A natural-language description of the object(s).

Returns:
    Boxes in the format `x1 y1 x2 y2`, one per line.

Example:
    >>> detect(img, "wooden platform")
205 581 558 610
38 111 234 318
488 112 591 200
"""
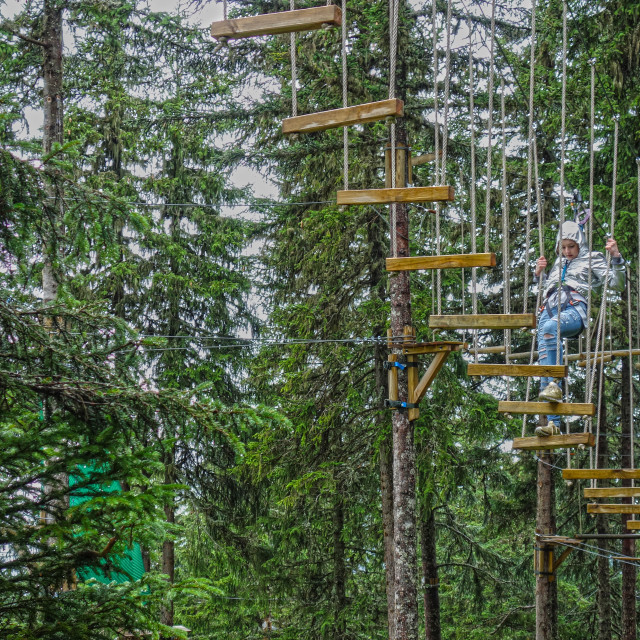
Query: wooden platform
498 401 595 416
211 6 341 40
282 99 403 134
386 253 496 271
512 433 595 451
337 185 454 205
587 504 640 515
388 340 465 355
429 314 536 330
467 364 567 378
584 487 640 498
562 469 640 480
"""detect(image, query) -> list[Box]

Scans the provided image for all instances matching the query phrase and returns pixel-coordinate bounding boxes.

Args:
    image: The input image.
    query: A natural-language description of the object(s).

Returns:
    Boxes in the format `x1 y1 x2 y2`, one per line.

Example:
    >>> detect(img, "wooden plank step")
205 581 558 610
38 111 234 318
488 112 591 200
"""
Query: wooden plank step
429 313 536 330
627 521 640 530
337 185 454 205
396 341 466 355
587 504 640 515
211 6 341 40
386 253 495 272
498 401 596 416
283 98 403 135
562 469 640 480
512 433 595 451
584 487 640 498
467 364 568 378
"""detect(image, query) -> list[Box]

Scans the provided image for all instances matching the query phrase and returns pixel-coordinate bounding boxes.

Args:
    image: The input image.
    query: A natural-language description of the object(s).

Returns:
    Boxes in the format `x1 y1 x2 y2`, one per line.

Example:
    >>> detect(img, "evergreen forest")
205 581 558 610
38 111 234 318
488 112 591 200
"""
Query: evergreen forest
1 0 640 638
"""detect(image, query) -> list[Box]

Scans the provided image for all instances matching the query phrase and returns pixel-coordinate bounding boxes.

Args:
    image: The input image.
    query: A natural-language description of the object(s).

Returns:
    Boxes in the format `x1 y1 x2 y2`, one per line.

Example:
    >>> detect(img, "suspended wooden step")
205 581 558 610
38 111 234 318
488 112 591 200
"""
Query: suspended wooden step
467 364 567 378
430 313 536 330
337 185 454 205
627 521 640 530
512 433 595 451
386 253 495 272
283 99 403 134
498 401 595 416
210 6 342 40
387 340 466 355
562 468 640 480
587 504 640 515
584 487 640 498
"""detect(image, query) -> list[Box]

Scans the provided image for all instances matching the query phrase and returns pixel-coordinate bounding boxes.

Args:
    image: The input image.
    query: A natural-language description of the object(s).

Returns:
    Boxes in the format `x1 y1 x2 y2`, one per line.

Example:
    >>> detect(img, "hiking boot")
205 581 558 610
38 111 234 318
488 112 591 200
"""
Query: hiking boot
538 381 562 402
535 421 561 437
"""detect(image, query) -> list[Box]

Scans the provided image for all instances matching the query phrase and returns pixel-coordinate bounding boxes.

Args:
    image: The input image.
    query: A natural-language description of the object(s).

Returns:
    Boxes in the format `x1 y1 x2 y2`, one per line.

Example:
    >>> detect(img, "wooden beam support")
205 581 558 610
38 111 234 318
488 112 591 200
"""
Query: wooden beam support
429 313 536 330
388 341 465 355
337 185 454 205
512 433 595 451
498 401 595 416
410 151 442 166
562 469 640 480
467 364 568 378
283 98 403 134
211 6 341 40
412 351 451 406
386 253 496 271
587 504 640 515
584 487 640 498
553 547 575 572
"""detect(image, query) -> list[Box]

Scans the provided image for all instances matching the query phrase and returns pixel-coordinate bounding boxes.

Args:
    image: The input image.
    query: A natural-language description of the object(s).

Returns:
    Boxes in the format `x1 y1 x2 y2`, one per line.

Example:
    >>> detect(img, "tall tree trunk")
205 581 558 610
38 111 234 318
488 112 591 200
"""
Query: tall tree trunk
535 449 556 640
421 508 441 640
161 446 176 627
596 381 612 640
620 357 637 640
380 436 396 640
388 119 417 640
332 488 346 640
42 0 63 306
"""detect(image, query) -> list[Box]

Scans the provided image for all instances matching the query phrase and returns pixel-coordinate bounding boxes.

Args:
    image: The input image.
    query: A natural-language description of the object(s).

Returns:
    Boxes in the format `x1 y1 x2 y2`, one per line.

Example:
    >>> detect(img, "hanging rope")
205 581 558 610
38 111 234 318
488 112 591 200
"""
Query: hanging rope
467 14 479 362
522 1 537 436
483 0 496 254
389 0 399 257
290 0 298 117
637 158 640 350
626 267 635 489
342 0 348 191
500 80 511 401
432 0 440 180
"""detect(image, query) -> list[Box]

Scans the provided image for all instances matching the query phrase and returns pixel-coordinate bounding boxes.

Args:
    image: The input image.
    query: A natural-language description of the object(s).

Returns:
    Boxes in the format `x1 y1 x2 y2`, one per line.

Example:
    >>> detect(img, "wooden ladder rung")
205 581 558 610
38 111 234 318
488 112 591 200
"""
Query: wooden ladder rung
388 341 466 355
627 521 640 530
282 99 403 134
386 253 495 271
430 313 536 330
587 504 640 515
337 185 454 205
467 364 567 378
563 468 640 480
512 433 595 451
498 401 595 416
584 487 640 498
210 6 341 40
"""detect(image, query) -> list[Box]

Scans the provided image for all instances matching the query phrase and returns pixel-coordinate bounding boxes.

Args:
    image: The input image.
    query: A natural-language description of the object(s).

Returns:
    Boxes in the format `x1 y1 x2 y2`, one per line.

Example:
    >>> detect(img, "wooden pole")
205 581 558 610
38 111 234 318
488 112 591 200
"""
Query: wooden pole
387 120 418 640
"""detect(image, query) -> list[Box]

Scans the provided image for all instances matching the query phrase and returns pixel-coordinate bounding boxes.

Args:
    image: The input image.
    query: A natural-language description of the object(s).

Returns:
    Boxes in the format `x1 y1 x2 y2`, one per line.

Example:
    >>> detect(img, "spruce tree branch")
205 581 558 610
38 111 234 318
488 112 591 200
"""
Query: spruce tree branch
0 21 46 47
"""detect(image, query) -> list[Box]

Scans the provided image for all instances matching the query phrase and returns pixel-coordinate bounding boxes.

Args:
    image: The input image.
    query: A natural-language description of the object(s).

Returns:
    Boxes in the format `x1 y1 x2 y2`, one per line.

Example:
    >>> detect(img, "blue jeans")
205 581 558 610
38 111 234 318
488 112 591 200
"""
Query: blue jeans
538 302 585 423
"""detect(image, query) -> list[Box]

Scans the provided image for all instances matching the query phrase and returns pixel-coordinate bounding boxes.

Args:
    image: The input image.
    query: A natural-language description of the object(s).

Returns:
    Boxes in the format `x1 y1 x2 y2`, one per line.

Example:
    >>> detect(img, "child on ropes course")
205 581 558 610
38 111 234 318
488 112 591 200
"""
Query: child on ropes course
533 220 625 436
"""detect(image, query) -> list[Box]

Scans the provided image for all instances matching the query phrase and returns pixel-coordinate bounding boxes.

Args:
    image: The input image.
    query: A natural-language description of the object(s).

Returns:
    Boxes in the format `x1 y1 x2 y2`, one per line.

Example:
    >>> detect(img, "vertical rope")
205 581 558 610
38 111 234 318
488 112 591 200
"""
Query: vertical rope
432 0 440 181
223 0 228 20
342 0 348 191
389 0 399 257
637 158 640 350
484 0 496 254
521 0 536 436
500 81 511 401
626 268 635 484
468 15 479 362
555 1 568 369
290 0 298 117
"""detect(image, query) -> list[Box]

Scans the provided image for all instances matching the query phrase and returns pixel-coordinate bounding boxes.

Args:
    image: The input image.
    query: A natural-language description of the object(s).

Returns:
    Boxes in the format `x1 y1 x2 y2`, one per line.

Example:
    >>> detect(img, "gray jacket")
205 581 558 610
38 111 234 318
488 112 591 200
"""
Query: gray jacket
535 221 625 324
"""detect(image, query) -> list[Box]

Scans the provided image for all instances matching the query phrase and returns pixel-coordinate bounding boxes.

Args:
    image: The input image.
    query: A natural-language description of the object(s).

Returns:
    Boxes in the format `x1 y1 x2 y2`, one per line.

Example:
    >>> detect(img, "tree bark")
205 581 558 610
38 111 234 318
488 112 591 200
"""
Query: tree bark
620 357 637 640
421 509 441 640
332 488 346 640
388 119 418 640
380 436 396 640
535 449 556 640
42 0 63 305
160 448 175 627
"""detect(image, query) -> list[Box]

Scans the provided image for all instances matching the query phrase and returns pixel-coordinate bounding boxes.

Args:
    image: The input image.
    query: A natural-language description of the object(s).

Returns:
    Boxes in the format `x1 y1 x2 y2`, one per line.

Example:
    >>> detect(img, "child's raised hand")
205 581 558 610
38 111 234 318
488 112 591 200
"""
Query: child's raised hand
605 237 621 258
535 256 547 277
